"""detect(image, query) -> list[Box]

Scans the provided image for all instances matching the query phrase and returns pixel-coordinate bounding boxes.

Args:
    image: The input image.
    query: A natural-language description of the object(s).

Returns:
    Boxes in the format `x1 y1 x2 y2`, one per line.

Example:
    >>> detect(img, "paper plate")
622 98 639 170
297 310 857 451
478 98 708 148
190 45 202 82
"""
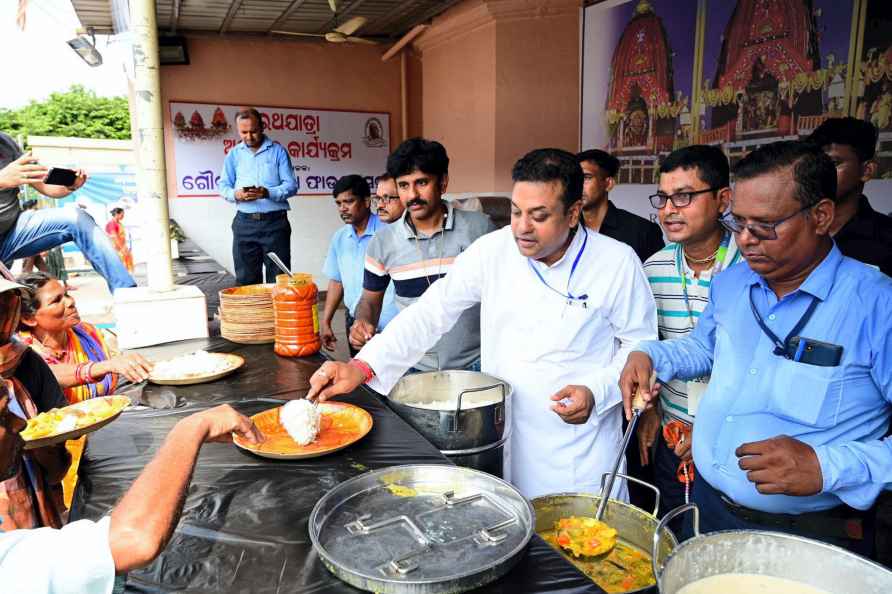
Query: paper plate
234 401 373 460
22 395 131 450
148 353 245 386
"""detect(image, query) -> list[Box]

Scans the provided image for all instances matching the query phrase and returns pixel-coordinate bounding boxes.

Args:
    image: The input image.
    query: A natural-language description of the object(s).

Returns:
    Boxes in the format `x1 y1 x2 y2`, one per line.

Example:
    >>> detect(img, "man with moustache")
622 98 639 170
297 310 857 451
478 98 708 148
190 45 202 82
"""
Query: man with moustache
577 149 664 262
637 145 742 528
307 148 657 498
371 173 405 223
348 138 493 372
219 108 298 285
320 175 397 357
620 141 892 556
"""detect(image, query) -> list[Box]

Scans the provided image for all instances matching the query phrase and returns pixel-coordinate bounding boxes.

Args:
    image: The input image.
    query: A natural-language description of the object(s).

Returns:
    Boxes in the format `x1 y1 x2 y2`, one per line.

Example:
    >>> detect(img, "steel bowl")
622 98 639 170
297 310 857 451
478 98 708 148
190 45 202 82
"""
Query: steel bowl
653 503 892 593
387 371 512 451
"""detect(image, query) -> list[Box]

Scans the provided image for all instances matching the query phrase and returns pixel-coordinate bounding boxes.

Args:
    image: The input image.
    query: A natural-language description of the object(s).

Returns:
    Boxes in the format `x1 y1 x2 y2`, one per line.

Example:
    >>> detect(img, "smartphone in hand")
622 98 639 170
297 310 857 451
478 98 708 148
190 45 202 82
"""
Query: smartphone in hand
44 167 78 187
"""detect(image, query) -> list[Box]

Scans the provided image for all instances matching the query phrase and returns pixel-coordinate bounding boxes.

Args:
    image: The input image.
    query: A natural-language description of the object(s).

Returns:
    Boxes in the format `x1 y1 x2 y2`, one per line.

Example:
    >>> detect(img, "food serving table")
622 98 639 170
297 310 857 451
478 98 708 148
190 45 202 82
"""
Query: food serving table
71 337 606 594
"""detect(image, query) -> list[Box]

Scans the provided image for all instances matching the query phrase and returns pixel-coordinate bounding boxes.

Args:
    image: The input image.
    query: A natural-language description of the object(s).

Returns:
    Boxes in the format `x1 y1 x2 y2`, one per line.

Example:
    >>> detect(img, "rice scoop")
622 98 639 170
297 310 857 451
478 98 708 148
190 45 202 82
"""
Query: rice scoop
280 399 321 446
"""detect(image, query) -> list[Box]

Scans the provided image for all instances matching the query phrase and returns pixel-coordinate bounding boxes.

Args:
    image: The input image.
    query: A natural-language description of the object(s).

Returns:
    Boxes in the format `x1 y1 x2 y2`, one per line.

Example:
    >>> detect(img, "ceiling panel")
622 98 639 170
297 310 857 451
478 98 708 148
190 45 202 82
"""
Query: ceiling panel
70 0 463 38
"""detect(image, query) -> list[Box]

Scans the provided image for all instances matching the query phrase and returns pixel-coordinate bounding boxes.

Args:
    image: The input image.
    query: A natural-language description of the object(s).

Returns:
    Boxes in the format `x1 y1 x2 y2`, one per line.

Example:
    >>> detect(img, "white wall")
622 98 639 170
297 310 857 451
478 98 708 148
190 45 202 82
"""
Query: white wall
169 195 341 285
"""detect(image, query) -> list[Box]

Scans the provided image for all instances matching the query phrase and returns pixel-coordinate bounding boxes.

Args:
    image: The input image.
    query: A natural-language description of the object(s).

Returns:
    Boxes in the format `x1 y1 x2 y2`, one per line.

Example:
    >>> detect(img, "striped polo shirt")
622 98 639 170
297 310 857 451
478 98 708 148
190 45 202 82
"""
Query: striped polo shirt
364 201 494 372
643 231 741 424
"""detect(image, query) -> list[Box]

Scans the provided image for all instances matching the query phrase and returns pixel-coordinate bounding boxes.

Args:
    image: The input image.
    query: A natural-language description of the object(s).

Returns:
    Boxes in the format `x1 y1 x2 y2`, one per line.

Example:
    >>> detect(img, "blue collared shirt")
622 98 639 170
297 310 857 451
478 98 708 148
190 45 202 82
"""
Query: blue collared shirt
322 214 397 329
639 244 892 513
219 137 298 212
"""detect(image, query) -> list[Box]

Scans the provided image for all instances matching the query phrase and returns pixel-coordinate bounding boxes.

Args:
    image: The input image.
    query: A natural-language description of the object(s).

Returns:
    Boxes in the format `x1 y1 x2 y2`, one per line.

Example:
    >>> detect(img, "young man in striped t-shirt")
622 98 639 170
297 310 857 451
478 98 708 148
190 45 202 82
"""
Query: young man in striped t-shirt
638 145 741 524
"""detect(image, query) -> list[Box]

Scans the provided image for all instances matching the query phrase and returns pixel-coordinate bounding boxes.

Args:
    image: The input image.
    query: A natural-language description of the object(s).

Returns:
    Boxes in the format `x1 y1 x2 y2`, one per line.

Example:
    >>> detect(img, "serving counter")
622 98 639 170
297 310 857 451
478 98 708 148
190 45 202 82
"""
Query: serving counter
71 337 605 594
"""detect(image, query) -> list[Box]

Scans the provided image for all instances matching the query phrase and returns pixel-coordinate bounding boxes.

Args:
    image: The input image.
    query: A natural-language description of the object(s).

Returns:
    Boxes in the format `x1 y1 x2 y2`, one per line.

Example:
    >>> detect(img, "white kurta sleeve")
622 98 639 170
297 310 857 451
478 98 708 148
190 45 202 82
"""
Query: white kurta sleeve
585 247 658 417
360 235 487 393
0 516 116 594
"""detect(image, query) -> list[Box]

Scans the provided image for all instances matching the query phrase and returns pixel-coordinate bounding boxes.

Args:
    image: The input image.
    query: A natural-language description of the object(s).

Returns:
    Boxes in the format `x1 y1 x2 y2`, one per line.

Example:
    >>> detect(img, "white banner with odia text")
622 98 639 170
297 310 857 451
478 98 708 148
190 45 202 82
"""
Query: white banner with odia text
168 101 390 198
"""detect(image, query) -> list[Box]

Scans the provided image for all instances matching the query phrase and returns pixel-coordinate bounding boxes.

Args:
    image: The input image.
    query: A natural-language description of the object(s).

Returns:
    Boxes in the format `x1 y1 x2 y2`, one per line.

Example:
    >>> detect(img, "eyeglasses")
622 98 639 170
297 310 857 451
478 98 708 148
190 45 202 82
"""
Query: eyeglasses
648 187 720 209
371 195 400 208
719 203 815 241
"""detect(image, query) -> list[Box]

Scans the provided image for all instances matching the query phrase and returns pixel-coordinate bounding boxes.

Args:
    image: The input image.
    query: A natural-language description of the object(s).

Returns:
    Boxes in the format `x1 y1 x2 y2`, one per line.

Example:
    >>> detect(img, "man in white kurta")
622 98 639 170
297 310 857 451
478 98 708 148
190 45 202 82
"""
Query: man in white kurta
308 148 657 499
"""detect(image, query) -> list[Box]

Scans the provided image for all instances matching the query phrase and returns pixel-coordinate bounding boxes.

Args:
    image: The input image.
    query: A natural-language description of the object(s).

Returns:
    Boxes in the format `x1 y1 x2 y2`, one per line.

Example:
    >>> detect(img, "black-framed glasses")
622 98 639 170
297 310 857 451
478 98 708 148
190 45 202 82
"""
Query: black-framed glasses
649 187 719 209
371 195 400 209
719 203 815 241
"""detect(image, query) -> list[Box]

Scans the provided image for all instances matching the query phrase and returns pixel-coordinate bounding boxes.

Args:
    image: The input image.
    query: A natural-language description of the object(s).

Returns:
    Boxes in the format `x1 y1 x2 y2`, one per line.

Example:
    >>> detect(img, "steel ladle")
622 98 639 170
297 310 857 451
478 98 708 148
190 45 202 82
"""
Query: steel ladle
595 370 657 522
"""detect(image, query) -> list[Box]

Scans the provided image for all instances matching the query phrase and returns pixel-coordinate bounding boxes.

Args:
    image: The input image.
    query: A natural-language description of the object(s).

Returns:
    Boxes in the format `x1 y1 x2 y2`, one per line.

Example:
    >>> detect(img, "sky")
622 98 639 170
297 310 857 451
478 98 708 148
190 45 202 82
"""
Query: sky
1 0 128 109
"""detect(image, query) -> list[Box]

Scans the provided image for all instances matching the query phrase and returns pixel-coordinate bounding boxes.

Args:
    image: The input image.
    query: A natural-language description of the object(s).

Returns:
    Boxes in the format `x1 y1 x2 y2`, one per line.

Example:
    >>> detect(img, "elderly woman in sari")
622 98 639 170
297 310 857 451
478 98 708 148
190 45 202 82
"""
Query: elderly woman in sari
16 271 153 506
17 272 153 400
0 277 71 531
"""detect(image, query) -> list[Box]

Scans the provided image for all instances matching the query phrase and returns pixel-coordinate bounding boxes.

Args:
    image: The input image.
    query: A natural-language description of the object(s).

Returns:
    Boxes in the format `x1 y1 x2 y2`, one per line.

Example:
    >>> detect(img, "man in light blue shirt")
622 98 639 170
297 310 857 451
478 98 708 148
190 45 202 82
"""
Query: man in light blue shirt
321 175 397 357
218 108 298 285
620 141 891 557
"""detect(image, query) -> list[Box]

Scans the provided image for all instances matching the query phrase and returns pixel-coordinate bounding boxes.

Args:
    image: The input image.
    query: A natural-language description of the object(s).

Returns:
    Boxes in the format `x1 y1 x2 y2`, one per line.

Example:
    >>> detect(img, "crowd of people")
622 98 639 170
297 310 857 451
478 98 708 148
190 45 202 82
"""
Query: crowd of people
1 111 891 591
309 116 892 562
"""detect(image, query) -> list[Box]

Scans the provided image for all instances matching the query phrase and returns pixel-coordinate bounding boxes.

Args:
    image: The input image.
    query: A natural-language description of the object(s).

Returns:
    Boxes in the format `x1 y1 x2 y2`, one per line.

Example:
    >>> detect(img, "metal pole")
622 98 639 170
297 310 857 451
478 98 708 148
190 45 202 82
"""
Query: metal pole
130 0 174 291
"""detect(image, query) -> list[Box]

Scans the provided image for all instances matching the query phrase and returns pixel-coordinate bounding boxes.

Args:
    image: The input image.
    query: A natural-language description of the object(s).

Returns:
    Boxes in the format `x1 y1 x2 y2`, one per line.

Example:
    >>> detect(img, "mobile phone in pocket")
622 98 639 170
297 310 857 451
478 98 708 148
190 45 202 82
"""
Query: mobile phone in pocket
788 336 843 367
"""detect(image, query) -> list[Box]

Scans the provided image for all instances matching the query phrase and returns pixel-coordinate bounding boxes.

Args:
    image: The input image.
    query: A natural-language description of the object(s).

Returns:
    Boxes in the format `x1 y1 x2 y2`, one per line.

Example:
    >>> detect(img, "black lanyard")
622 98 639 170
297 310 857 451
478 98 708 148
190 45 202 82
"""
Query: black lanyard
748 285 819 358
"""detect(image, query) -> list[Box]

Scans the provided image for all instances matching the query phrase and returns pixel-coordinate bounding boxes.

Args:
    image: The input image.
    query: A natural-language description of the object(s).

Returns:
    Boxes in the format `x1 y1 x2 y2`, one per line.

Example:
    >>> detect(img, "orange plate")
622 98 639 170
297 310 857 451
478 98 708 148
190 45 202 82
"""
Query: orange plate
233 401 373 459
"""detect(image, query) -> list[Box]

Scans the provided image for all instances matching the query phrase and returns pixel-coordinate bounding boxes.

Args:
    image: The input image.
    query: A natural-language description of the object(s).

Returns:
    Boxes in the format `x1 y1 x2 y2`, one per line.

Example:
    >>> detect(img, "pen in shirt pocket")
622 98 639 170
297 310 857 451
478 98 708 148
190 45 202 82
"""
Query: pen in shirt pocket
793 338 807 362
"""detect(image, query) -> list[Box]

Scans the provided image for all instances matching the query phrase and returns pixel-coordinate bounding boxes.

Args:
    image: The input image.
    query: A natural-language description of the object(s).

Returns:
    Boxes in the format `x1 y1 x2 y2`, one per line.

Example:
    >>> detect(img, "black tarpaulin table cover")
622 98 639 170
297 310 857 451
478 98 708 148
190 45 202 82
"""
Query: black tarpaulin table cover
71 337 604 594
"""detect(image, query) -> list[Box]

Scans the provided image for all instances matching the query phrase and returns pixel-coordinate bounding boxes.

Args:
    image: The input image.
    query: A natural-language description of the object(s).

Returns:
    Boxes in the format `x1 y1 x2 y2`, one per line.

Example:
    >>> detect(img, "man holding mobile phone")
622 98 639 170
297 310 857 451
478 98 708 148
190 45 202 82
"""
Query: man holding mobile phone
0 132 135 292
619 141 892 559
218 108 298 285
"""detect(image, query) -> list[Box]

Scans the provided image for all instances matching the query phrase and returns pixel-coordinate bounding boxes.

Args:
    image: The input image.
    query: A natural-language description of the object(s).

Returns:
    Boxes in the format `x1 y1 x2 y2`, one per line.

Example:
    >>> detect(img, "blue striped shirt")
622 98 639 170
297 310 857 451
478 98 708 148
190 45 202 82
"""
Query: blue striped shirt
643 233 740 424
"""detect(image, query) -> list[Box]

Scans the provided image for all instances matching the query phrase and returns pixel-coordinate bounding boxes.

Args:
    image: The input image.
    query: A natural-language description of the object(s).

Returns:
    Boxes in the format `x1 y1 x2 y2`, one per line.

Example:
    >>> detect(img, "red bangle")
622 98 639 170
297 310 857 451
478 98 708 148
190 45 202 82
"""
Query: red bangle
348 358 375 383
75 363 86 384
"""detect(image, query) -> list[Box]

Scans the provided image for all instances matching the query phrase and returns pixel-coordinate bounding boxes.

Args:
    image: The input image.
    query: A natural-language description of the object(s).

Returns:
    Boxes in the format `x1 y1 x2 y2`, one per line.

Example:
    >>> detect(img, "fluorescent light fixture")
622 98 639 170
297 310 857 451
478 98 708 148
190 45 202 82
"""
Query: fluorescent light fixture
67 35 103 67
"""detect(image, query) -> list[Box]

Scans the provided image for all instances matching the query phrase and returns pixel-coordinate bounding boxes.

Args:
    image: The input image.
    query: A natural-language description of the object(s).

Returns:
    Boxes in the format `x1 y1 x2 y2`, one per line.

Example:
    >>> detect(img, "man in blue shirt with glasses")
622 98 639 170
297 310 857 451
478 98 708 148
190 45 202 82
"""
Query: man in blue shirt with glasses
219 108 298 285
620 141 892 558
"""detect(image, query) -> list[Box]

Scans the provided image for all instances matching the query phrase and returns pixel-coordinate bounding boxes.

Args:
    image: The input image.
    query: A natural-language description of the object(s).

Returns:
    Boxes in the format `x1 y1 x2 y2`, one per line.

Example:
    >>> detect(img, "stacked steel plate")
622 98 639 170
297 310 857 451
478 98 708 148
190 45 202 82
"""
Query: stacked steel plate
219 284 275 344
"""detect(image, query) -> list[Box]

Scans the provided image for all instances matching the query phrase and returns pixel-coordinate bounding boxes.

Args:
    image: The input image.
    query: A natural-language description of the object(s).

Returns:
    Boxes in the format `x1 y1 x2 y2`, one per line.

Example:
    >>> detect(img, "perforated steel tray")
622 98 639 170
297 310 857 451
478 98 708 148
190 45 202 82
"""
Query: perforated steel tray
309 464 534 594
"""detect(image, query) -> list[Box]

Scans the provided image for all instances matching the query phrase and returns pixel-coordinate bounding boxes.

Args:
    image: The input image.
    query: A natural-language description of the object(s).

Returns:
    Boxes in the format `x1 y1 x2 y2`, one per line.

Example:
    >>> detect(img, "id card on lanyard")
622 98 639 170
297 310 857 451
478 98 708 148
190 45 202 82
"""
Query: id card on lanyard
528 226 589 310
675 233 738 417
686 377 708 416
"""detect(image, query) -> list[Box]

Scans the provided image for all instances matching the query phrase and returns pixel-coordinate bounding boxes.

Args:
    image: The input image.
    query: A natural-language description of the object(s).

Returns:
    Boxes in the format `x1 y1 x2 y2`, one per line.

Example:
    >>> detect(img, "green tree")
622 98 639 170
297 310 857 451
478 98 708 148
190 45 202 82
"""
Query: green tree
0 85 130 141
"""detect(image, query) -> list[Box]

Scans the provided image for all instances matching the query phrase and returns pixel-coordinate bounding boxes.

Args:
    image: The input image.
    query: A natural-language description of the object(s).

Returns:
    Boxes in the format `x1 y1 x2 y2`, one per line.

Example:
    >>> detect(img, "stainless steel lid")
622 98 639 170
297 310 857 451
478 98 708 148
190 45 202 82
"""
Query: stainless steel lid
309 464 534 593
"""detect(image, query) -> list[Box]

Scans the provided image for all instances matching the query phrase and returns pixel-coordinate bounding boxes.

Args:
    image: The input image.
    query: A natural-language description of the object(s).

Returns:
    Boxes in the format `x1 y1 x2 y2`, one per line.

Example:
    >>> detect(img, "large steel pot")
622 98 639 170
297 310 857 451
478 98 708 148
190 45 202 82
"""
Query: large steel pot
444 438 506 478
309 464 534 594
387 371 511 451
532 473 677 594
653 503 892 593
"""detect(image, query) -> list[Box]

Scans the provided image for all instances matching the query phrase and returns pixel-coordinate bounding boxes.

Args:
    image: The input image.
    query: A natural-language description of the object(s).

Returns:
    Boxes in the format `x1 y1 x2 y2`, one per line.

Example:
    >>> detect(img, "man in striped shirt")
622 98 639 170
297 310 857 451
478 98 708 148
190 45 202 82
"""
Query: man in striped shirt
348 138 493 372
638 145 741 525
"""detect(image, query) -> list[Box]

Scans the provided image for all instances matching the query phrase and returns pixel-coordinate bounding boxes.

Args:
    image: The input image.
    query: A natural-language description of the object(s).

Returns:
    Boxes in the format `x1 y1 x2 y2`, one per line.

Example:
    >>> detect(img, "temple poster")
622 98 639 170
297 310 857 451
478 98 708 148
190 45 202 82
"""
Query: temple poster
168 102 390 198
582 0 891 183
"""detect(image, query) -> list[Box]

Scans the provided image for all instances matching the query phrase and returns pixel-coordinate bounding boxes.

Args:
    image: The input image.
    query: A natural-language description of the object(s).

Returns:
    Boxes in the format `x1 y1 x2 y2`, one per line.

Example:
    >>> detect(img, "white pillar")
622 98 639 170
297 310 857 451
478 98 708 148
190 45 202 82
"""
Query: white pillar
130 0 174 291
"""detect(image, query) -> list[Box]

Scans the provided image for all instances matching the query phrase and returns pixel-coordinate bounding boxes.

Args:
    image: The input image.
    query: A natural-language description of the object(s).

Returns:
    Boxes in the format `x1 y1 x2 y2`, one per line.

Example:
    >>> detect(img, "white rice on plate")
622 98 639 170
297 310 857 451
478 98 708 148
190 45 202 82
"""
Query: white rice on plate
152 350 233 378
280 399 321 446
